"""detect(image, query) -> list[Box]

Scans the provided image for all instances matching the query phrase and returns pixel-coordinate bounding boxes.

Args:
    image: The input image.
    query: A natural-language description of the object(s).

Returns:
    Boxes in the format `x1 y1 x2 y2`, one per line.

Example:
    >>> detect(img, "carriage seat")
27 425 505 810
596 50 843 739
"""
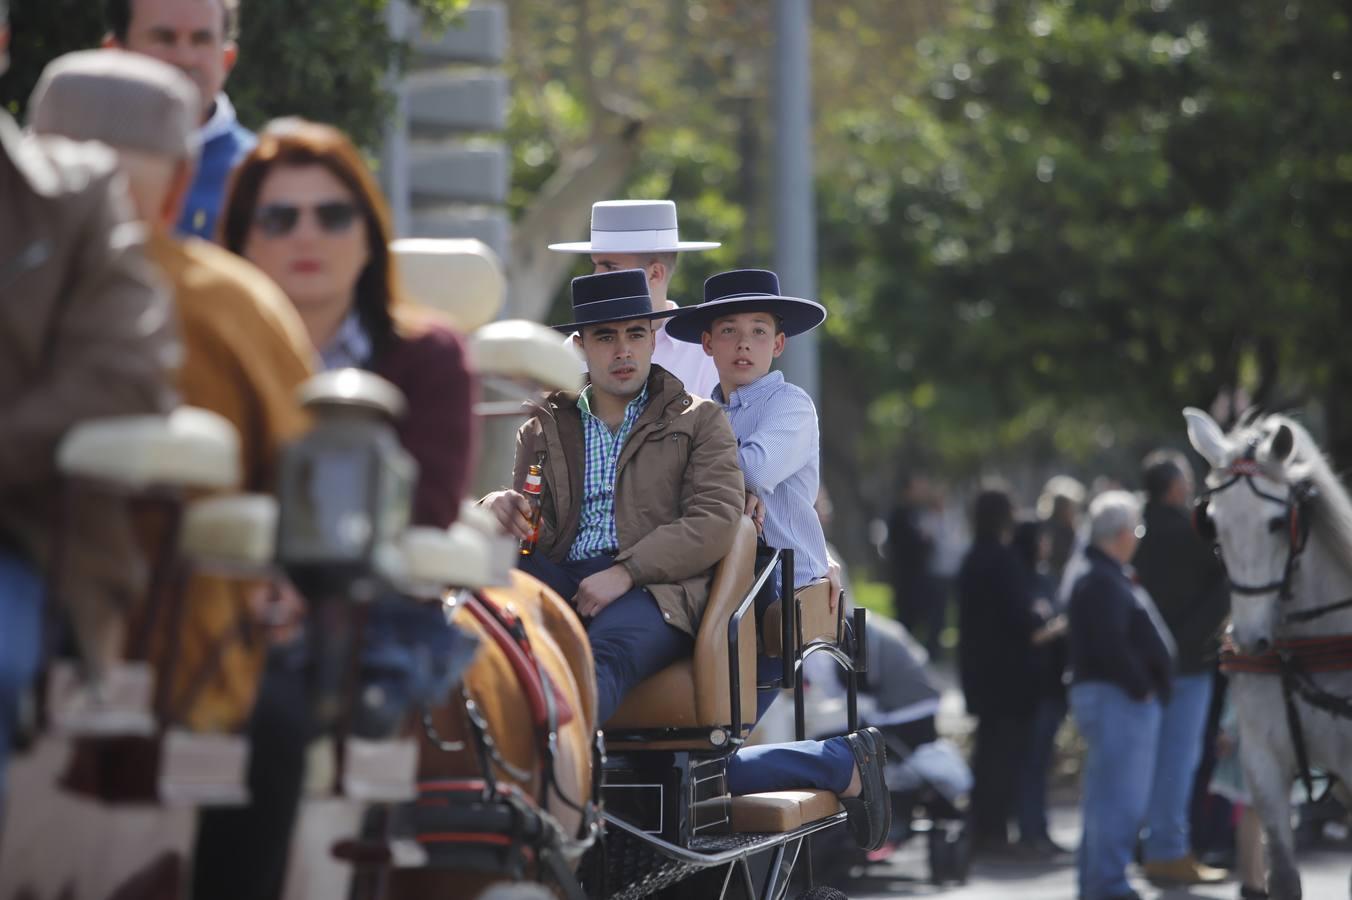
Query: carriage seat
57 406 241 490
603 517 759 744
761 578 837 658
398 503 517 594
393 238 505 332
471 320 585 393
179 494 278 571
730 789 843 833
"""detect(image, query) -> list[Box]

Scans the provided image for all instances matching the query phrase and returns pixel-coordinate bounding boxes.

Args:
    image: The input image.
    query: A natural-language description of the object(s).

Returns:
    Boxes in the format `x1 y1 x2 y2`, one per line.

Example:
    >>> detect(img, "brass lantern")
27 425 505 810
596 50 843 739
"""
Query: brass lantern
276 369 417 601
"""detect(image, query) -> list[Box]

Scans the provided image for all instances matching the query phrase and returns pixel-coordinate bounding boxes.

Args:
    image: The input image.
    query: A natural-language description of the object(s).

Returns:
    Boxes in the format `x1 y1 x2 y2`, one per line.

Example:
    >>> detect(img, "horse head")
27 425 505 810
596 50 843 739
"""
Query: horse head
1184 406 1315 654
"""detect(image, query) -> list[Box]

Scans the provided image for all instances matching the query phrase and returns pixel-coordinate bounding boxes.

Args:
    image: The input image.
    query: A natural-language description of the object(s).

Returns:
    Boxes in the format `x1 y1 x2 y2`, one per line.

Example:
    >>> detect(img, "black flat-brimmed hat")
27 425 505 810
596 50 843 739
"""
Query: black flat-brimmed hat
552 269 681 333
666 268 827 343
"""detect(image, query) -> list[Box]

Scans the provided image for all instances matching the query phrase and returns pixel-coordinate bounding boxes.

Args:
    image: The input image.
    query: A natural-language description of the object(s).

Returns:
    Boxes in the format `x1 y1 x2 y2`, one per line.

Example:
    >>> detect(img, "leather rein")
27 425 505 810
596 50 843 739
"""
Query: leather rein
418 590 600 882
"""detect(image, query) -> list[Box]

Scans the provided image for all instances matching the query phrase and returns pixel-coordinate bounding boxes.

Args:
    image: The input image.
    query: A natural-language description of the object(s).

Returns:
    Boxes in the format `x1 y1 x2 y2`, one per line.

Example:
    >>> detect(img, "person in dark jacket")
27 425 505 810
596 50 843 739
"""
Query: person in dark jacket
888 473 943 653
1069 491 1175 900
1133 450 1229 885
957 488 1043 853
1011 518 1070 857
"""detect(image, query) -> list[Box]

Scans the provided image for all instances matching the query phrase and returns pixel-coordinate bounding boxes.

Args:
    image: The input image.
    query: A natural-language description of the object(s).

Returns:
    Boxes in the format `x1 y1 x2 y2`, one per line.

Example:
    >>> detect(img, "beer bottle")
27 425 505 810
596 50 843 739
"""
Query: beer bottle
519 461 545 557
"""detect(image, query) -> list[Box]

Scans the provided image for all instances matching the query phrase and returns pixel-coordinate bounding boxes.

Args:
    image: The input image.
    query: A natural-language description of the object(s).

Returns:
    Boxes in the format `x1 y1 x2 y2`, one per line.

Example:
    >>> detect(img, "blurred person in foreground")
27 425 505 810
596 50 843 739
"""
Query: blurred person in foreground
105 0 254 239
1133 450 1229 886
1010 518 1070 858
0 2 177 821
28 49 315 741
957 487 1044 854
194 118 477 900
1069 491 1176 900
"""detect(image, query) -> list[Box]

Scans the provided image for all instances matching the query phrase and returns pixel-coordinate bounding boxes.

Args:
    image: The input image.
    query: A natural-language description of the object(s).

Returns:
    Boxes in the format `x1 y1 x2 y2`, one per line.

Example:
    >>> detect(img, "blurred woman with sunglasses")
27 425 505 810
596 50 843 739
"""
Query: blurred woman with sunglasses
194 118 476 900
220 117 475 526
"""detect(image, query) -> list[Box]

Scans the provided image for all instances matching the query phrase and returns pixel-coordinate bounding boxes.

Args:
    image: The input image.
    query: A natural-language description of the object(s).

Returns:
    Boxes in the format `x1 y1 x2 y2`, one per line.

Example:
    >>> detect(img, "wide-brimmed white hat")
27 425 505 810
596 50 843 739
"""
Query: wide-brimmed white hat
548 199 720 254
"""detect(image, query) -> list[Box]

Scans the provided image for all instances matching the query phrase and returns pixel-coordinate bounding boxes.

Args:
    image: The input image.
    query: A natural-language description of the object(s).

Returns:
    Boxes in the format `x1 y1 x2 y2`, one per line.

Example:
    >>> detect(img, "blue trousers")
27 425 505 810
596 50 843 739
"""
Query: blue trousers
1071 681 1162 900
1016 693 1067 842
0 548 43 810
519 553 691 726
727 736 855 796
1143 672 1214 862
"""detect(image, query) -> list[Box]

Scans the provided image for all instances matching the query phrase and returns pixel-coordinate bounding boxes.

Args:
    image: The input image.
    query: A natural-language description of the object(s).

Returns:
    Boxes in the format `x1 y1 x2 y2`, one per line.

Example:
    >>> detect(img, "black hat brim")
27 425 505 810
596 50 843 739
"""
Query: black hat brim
552 307 682 333
665 295 827 343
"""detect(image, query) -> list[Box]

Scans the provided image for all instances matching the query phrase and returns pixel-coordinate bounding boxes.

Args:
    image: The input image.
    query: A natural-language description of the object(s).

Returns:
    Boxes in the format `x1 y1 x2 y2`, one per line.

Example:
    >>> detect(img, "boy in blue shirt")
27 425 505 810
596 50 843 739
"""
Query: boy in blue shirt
668 268 890 850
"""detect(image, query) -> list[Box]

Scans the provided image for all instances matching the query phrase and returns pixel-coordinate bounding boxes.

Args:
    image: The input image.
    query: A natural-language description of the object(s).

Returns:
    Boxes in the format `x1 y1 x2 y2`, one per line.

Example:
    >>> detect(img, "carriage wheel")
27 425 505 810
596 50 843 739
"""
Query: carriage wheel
794 887 848 899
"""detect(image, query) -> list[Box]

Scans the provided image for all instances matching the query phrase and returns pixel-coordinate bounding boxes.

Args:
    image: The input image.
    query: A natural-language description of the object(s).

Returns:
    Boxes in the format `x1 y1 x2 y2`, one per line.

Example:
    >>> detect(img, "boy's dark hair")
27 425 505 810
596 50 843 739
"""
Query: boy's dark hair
1141 448 1190 503
106 0 239 42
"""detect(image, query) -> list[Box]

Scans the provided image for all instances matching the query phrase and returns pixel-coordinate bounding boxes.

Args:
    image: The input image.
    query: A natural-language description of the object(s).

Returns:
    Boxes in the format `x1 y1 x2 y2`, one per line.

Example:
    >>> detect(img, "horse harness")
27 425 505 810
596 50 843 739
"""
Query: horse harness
411 590 601 897
1198 447 1352 797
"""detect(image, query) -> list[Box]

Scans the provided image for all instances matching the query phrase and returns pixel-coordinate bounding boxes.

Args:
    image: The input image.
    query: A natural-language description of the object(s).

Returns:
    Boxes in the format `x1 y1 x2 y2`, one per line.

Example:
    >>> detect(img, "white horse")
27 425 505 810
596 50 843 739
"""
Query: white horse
1185 408 1352 900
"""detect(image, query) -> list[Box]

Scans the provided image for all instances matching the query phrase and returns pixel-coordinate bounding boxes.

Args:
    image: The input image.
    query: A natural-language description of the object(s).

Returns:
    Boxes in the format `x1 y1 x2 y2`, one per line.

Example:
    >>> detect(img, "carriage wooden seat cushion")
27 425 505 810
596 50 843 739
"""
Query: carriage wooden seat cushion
605 517 758 732
730 789 842 833
762 578 836 658
470 320 584 393
57 406 240 490
393 238 504 332
399 508 517 592
180 494 277 569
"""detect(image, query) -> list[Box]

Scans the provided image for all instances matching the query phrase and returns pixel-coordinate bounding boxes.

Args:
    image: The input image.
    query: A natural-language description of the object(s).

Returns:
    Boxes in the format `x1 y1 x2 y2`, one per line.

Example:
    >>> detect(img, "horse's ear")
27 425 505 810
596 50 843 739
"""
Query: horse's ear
1268 423 1295 463
1184 407 1229 468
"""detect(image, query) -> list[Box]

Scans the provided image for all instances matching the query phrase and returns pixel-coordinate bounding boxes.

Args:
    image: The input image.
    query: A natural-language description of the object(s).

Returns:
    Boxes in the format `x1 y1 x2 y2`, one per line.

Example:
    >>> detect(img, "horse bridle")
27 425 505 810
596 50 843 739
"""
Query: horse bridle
1195 444 1316 604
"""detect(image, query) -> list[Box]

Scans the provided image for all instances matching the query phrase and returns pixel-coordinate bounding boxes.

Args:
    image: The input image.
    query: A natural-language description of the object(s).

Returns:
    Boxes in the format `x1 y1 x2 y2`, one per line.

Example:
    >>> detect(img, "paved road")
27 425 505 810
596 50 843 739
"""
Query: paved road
849 806 1350 900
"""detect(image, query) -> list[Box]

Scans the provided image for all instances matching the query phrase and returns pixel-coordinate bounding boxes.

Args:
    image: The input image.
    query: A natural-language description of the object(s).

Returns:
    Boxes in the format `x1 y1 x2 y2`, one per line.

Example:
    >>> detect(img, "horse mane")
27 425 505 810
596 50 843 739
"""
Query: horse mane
1227 412 1352 579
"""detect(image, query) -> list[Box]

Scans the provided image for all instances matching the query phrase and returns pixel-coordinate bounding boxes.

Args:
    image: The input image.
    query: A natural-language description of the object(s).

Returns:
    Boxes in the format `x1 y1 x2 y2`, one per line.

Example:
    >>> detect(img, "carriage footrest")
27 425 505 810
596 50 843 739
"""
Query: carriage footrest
46 661 155 737
729 789 842 833
157 729 250 806
302 737 418 801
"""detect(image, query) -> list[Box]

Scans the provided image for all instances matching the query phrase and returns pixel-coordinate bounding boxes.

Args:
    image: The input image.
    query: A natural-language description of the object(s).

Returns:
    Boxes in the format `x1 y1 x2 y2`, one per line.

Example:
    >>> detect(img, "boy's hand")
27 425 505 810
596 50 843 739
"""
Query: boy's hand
575 564 635 618
745 492 766 534
484 489 535 540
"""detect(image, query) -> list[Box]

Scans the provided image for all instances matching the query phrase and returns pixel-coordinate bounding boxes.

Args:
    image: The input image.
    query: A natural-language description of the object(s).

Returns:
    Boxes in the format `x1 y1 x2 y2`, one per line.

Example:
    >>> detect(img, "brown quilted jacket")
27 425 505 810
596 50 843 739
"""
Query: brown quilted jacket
511 365 744 636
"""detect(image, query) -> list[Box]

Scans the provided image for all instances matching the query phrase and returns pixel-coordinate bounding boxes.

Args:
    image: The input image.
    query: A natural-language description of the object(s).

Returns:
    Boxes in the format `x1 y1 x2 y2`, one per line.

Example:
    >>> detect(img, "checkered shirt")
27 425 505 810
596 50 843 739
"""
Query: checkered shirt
569 382 650 561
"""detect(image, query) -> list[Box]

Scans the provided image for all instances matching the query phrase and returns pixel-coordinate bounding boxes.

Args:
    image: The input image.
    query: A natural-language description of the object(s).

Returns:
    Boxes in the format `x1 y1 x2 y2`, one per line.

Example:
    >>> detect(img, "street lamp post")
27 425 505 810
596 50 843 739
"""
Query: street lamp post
773 0 819 403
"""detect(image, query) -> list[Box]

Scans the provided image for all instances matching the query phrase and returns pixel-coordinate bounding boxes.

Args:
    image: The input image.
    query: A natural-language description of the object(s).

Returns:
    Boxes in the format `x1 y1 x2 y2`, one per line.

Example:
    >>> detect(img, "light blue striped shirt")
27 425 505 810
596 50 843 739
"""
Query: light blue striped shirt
714 371 828 587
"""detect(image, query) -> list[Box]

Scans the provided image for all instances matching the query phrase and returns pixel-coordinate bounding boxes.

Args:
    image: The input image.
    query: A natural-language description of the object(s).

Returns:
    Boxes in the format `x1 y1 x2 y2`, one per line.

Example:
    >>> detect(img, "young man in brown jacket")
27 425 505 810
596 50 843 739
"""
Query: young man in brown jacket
484 269 745 724
0 5 178 814
28 50 315 732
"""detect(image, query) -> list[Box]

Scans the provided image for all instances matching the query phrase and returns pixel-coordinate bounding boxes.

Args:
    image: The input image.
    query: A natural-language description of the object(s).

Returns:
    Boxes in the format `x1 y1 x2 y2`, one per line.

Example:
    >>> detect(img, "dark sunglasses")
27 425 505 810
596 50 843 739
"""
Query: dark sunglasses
253 201 360 237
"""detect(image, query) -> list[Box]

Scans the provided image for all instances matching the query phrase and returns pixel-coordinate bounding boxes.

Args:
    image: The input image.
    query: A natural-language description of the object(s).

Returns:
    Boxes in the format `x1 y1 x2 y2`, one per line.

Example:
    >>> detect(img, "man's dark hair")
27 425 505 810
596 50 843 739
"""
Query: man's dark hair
106 0 239 42
1142 448 1191 503
972 487 1014 542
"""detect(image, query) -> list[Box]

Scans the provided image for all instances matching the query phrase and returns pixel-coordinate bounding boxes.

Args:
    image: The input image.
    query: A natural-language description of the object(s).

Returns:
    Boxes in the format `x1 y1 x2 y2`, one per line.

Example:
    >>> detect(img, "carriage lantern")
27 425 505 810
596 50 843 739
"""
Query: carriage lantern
276 369 417 603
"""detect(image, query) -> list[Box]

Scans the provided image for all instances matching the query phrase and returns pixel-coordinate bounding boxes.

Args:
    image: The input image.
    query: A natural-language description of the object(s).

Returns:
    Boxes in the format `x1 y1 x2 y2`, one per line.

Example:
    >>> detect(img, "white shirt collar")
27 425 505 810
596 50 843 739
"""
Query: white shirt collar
198 92 238 144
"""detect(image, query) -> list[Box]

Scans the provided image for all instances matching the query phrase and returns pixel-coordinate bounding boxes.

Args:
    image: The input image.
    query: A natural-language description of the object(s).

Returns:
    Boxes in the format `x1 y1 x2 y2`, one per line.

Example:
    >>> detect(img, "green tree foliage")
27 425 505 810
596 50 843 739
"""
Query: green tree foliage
0 0 465 148
821 0 1352 471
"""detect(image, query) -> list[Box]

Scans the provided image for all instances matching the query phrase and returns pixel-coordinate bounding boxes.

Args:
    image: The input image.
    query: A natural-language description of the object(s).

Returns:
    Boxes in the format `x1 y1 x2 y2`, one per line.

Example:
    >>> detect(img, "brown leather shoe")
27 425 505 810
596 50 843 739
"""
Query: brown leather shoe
1142 854 1229 885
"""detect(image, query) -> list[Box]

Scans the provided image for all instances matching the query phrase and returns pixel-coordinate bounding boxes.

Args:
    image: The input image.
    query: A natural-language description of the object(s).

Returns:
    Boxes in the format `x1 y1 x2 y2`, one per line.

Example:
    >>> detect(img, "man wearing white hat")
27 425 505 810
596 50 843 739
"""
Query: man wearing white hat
550 199 722 398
